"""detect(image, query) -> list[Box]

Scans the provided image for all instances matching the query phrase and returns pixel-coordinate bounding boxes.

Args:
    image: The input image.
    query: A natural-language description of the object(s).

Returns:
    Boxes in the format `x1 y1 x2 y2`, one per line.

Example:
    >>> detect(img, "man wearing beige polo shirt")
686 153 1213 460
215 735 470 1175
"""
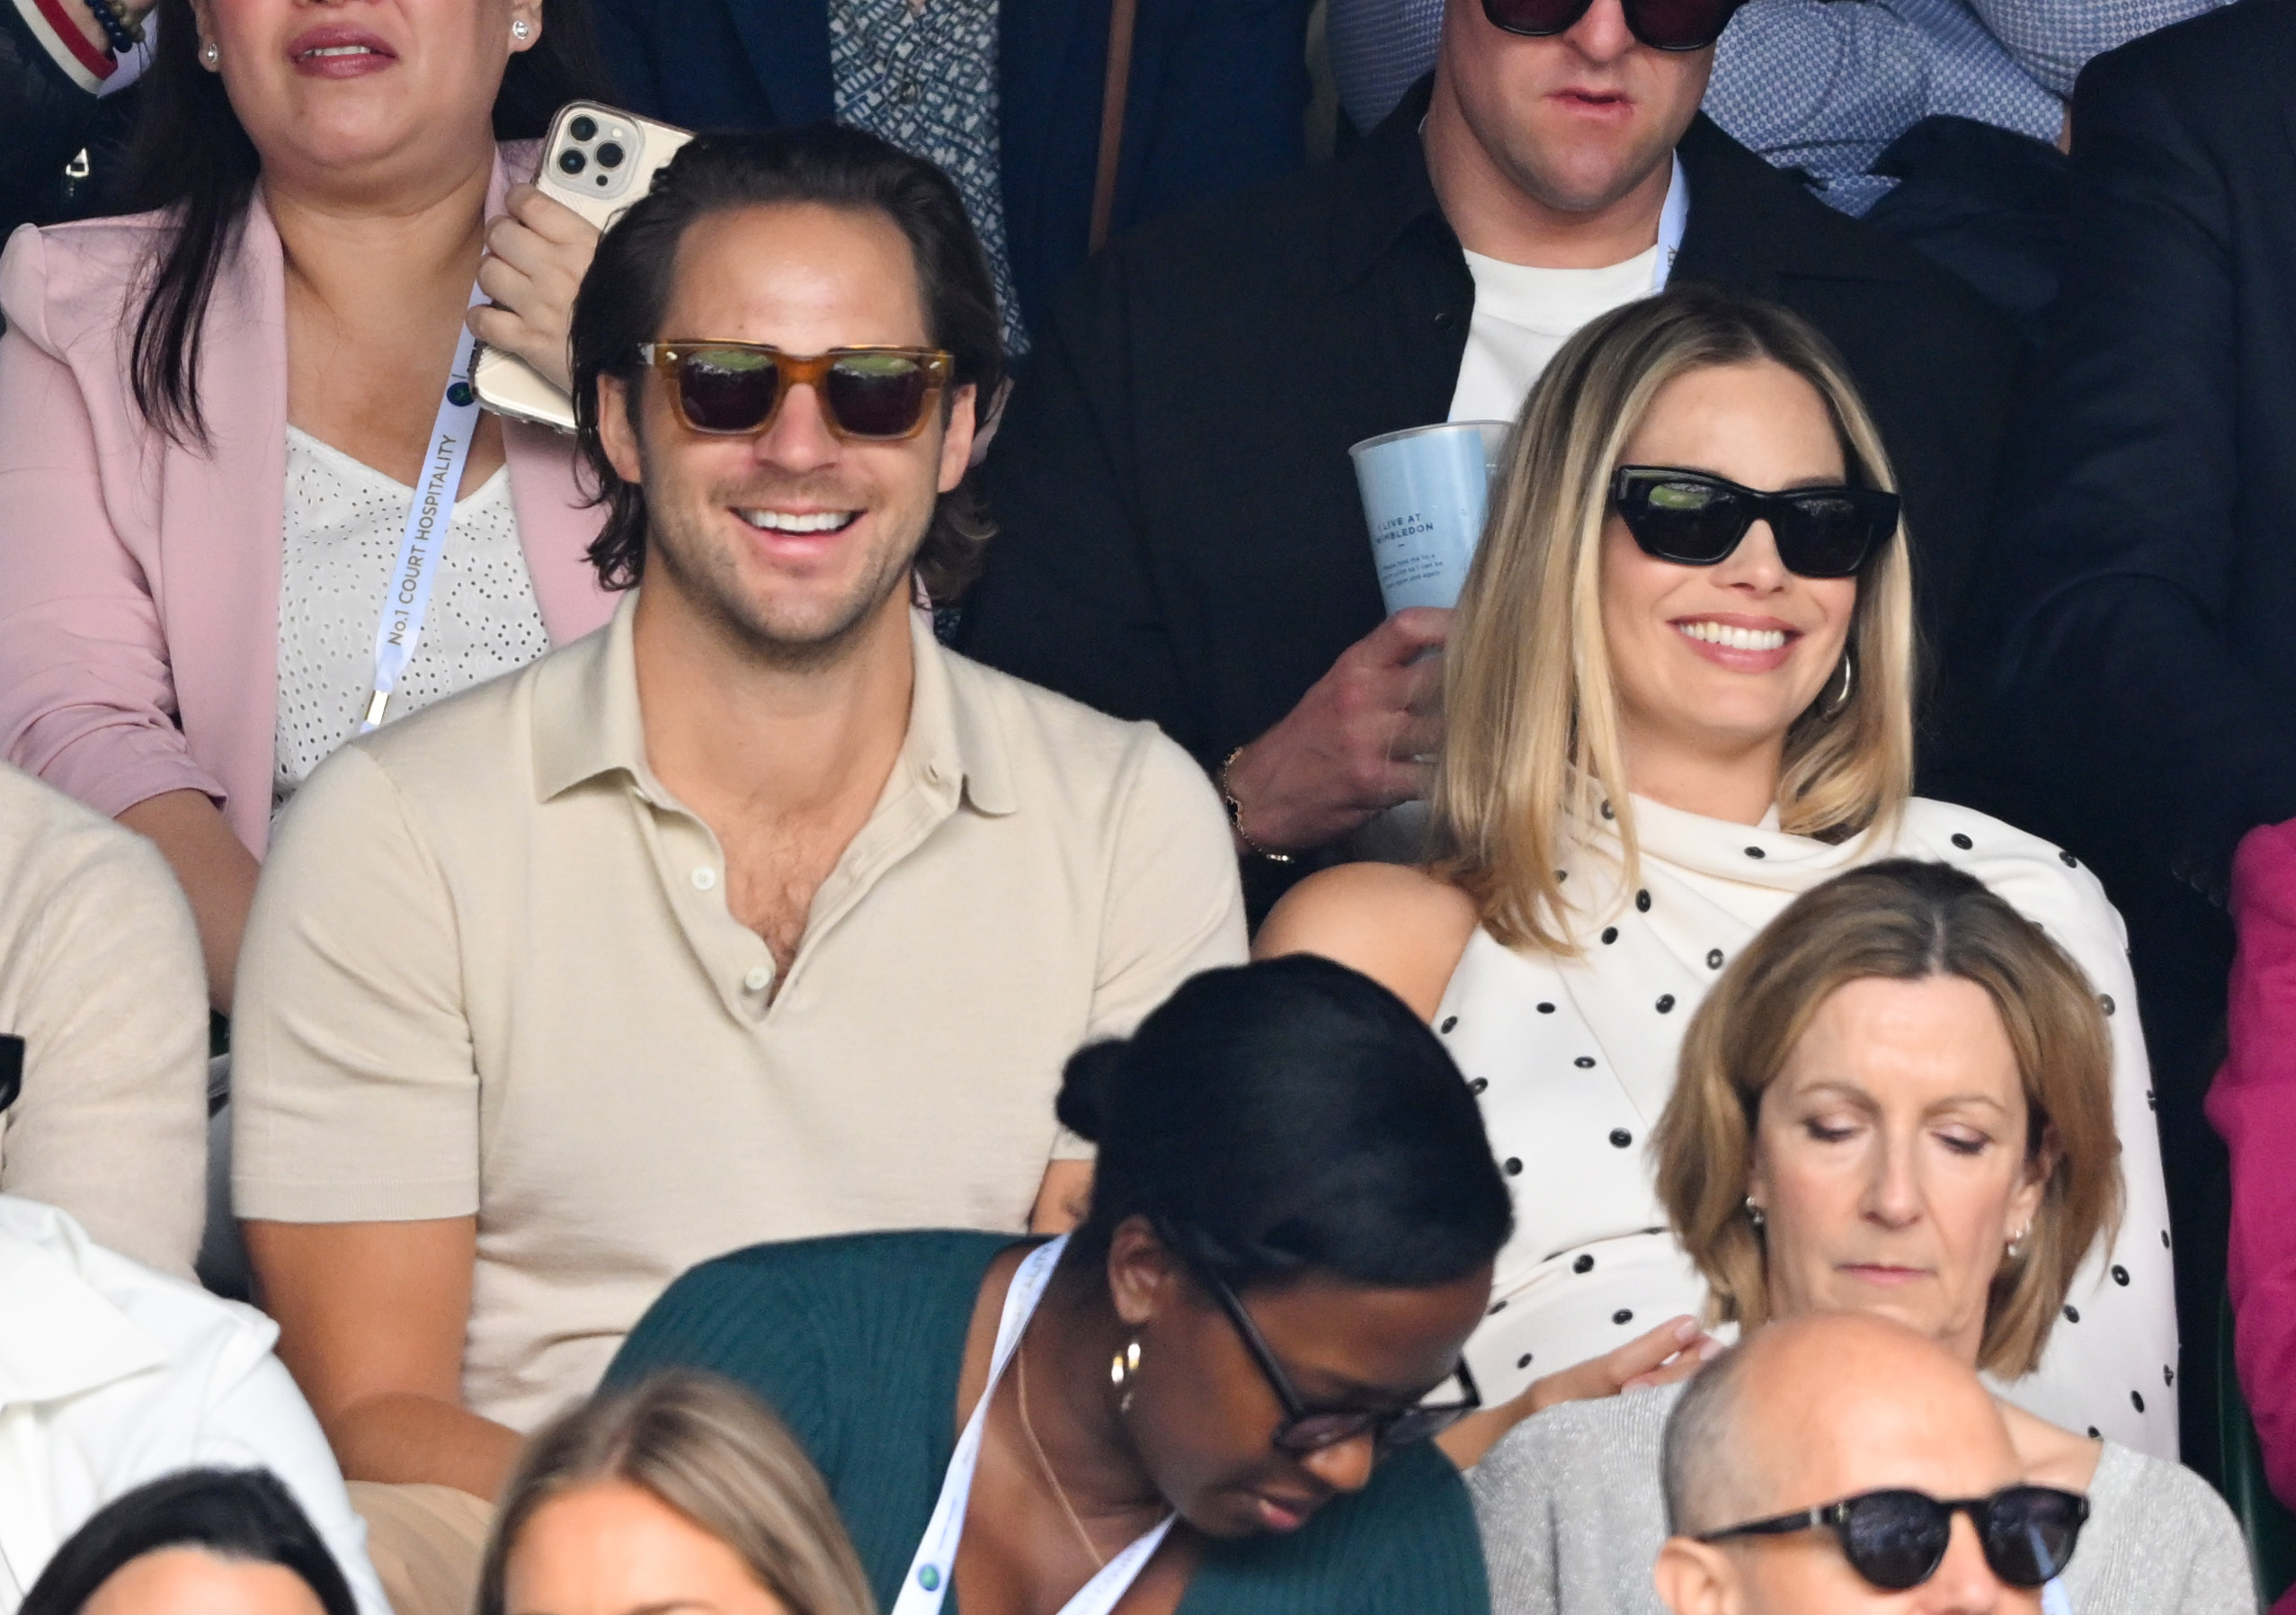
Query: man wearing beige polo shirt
227 126 1245 1557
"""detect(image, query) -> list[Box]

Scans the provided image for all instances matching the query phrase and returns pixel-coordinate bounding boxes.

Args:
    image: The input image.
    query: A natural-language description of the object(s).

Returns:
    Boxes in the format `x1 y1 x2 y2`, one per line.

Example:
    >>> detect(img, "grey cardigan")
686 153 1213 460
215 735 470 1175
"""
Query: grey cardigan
1468 1383 2256 1615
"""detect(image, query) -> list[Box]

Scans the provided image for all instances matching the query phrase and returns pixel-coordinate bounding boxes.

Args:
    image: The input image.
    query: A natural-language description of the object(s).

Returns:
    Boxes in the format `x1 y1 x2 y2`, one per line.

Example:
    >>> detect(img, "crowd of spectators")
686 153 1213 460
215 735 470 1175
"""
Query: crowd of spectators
0 0 2290 1611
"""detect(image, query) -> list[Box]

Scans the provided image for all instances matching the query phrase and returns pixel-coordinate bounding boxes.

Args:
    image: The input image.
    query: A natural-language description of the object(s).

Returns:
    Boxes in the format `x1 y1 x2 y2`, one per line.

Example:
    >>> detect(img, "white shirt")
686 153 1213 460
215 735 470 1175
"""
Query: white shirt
0 1196 388 1615
1446 246 1660 424
1441 794 2181 1460
274 426 550 804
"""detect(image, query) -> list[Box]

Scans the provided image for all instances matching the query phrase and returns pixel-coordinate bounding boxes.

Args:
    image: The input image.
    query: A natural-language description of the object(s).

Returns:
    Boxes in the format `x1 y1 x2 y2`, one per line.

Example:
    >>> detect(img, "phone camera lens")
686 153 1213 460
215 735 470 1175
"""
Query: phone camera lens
568 115 598 142
596 142 626 169
557 148 587 175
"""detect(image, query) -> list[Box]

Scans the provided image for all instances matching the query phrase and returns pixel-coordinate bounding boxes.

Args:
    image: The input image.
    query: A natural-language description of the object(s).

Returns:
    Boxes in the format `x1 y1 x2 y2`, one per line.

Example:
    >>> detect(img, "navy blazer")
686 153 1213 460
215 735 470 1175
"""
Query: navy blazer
591 0 1313 339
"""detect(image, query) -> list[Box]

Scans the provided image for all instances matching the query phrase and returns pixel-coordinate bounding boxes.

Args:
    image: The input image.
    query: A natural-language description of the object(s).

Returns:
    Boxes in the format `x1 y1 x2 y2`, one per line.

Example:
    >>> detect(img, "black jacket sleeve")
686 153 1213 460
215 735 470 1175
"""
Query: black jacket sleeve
1987 36 2295 897
958 252 1206 754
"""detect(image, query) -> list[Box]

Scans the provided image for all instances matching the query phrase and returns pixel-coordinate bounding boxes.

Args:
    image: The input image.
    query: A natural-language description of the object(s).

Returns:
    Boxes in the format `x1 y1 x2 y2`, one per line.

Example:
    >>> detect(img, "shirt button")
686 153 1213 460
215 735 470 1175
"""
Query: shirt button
691 867 717 891
743 965 772 993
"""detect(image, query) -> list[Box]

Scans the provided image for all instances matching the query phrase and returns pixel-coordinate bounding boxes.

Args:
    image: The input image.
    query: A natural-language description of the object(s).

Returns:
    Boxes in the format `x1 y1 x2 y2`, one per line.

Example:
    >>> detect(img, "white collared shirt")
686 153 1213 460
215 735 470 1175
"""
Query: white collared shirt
0 1196 387 1614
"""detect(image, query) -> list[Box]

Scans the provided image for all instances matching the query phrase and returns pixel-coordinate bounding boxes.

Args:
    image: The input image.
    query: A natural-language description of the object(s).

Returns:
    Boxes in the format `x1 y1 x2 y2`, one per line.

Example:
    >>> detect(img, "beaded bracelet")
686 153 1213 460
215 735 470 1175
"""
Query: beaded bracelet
82 0 144 56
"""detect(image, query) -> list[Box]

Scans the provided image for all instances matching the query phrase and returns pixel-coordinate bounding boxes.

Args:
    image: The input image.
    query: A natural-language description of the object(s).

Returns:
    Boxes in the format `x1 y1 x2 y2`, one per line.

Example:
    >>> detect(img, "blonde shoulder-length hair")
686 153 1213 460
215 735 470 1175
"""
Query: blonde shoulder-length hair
1651 859 2123 1378
1429 287 1916 952
476 1370 876 1615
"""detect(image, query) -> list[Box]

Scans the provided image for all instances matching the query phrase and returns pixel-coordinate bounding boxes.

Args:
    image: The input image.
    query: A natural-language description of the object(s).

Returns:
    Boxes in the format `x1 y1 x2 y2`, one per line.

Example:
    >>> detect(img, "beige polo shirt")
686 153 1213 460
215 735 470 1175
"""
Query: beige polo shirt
231 595 1245 1432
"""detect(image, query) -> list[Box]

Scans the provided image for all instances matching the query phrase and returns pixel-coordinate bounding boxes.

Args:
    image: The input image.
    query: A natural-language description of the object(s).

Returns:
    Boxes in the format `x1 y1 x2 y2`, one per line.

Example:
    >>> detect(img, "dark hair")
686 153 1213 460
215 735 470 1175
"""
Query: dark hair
568 126 1009 602
19 1468 358 1615
118 0 612 446
1055 956 1513 1291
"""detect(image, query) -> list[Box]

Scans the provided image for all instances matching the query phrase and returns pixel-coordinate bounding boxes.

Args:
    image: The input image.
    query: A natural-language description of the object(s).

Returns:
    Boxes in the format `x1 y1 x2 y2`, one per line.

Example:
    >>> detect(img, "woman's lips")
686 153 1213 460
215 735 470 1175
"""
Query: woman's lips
286 25 397 77
1839 1263 1930 1286
1670 617 1800 674
1252 1493 1316 1533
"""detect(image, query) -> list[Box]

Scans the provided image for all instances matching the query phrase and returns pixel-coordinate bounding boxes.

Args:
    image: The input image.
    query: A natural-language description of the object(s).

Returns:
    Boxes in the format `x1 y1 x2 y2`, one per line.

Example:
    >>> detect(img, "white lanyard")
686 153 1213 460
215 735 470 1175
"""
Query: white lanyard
1650 154 1689 293
359 283 487 734
893 1237 1178 1615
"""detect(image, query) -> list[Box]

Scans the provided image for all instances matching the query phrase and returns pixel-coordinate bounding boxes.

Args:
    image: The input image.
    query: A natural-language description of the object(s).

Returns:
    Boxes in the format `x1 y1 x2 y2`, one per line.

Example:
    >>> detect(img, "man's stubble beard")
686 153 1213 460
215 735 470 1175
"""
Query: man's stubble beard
642 472 925 675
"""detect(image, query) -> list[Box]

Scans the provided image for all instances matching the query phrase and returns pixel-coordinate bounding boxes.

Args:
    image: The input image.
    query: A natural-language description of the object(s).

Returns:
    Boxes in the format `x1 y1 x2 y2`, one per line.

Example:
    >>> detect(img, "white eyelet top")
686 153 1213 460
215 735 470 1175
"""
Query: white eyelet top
273 427 550 805
1443 791 2181 1460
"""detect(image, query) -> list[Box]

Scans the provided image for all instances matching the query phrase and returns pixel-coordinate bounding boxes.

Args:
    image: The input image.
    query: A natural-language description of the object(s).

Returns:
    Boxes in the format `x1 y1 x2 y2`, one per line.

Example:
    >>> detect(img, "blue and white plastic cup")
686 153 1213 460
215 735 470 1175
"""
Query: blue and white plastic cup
1349 420 1513 616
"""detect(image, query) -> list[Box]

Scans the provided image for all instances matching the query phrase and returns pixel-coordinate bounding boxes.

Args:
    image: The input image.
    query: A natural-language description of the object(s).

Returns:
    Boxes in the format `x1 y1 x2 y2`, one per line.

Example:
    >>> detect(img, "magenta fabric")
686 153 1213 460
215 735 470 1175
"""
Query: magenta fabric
2212 816 2296 1514
0 147 613 858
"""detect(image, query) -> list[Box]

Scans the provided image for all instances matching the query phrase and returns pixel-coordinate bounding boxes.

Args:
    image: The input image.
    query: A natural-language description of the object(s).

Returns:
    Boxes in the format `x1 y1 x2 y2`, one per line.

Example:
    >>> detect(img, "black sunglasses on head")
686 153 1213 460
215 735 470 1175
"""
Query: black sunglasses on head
1482 0 1745 50
1699 1486 2088 1592
1156 1222 1481 1455
1610 466 1900 579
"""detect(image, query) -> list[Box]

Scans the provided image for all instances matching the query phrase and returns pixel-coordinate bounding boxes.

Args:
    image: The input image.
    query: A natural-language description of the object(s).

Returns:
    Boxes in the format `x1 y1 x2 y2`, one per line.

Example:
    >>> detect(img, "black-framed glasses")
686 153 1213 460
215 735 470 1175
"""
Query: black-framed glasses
640 341 954 441
1610 466 1900 579
1156 1221 1481 1455
1699 1486 2088 1592
1482 0 1745 50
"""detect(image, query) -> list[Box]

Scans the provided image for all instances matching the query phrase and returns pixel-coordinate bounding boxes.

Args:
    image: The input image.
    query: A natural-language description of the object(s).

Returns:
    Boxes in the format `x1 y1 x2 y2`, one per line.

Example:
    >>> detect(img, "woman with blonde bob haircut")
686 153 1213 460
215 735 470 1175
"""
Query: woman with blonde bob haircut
476 1370 874 1615
1259 287 2173 1467
1469 861 2252 1615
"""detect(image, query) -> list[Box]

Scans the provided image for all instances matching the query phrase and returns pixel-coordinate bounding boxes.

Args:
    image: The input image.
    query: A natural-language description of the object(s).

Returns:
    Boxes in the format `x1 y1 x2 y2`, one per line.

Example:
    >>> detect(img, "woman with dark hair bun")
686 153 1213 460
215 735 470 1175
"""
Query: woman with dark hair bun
20 1468 358 1615
610 955 1513 1615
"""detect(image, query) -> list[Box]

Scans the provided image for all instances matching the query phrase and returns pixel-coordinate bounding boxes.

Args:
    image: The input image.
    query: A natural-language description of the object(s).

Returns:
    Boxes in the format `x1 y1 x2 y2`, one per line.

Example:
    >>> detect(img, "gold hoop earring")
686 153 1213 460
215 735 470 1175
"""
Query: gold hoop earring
1108 1337 1142 1414
1820 648 1856 720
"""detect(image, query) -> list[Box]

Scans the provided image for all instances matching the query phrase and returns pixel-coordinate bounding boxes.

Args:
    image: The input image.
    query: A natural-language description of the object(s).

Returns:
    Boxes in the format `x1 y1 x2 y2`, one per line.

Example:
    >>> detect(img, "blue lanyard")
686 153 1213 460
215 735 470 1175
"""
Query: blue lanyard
359 284 486 735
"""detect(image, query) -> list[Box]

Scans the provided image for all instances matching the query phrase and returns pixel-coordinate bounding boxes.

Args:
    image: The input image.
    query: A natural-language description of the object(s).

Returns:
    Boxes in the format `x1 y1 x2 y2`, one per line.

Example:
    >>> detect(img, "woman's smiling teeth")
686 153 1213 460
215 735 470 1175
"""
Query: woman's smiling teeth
302 44 377 58
740 508 859 534
1676 619 1789 652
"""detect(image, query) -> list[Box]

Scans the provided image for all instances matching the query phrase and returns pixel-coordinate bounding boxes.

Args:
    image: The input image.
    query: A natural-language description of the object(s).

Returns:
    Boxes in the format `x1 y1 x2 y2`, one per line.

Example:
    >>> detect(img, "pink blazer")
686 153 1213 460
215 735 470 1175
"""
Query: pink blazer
0 147 614 858
2213 817 2296 1536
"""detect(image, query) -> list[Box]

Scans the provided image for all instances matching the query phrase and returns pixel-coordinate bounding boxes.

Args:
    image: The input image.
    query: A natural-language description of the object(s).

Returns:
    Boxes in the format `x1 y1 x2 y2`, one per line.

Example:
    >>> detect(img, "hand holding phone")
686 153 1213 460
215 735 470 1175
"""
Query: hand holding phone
469 184 600 397
472 102 692 433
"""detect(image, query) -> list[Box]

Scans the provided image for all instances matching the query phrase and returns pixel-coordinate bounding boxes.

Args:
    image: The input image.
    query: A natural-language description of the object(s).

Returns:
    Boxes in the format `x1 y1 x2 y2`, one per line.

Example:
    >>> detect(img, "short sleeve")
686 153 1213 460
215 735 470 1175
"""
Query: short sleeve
231 745 479 1223
1084 731 1248 1046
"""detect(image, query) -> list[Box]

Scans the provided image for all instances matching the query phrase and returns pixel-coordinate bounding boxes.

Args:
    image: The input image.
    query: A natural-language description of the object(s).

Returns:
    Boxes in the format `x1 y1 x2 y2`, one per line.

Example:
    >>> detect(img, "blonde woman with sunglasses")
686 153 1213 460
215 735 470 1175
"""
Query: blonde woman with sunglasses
1257 287 2174 1468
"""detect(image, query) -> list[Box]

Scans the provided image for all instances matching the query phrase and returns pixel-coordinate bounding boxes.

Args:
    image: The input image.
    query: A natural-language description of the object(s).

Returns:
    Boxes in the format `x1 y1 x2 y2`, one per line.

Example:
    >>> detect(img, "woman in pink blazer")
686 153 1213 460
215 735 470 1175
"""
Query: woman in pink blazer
0 0 618 1011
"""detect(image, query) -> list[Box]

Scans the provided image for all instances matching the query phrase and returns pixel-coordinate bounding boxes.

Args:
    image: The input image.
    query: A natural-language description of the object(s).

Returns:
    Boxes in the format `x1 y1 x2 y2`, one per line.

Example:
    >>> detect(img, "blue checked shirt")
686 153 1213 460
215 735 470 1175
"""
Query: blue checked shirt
1326 0 2228 212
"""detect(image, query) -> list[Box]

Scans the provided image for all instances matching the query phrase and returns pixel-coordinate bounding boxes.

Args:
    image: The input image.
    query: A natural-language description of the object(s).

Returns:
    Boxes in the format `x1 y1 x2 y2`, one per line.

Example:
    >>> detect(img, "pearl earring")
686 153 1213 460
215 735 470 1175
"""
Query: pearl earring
2006 1223 2032 1261
1108 1337 1142 1414
1744 1195 1766 1230
200 39 220 67
510 16 531 39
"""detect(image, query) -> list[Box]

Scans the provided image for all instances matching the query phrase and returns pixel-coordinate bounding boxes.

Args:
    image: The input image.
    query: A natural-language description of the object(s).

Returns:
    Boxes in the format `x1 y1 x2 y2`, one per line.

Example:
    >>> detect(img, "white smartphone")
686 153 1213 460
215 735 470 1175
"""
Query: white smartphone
472 101 694 434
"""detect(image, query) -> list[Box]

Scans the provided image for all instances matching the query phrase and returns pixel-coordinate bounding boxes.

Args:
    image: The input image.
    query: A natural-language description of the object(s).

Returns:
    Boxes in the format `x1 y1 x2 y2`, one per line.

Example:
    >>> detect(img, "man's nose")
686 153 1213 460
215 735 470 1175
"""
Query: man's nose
752 380 841 473
1916 1512 2008 1613
1295 1432 1376 1495
1561 0 1639 61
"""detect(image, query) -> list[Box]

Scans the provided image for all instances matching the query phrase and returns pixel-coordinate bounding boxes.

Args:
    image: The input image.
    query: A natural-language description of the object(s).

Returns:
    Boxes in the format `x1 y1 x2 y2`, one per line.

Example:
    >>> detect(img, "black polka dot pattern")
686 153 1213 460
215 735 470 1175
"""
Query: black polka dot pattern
1600 800 1615 819
1469 1078 1488 1095
1952 833 1973 850
1707 949 1725 968
1574 1056 1597 1069
1517 1352 1534 1370
2064 1306 2080 1323
2164 1365 2175 1386
1635 889 1651 912
2112 1265 2130 1286
2131 1390 2145 1413
1745 846 1766 859
1612 1309 1634 1325
2060 850 2079 868
1440 1015 1458 1033
1609 1129 1633 1148
1504 1157 1523 1175
1536 1002 1556 1014
1601 926 1619 945
1573 1254 1595 1274
1656 995 1675 1013
2100 995 2115 1016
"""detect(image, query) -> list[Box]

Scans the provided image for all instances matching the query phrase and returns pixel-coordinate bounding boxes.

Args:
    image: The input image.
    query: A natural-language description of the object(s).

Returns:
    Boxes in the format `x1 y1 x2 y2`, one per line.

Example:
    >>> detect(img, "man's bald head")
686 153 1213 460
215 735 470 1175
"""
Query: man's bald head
1662 1314 2021 1537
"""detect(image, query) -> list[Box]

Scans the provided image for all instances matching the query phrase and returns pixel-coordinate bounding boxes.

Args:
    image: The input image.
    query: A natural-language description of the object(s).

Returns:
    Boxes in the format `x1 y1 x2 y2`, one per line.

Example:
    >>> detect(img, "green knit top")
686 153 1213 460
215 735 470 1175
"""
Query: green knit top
608 1230 1491 1615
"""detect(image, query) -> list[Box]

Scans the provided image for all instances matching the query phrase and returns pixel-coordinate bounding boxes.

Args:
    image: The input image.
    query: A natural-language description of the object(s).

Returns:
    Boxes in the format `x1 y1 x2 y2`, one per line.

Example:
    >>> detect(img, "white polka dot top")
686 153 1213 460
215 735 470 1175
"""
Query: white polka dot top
273 427 551 805
1440 791 2181 1460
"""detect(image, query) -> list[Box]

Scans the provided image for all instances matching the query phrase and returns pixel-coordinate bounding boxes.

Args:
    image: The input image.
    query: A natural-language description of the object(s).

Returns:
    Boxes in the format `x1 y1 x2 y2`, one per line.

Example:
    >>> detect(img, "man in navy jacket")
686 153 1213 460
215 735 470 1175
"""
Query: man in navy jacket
591 0 1313 344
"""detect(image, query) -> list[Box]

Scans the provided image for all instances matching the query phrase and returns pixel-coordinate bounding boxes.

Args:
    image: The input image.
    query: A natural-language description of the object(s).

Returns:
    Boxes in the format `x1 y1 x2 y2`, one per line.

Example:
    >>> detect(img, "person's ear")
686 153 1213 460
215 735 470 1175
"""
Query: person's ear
936 382 978 494
2006 1121 2058 1251
1652 1537 1740 1615
1106 1214 1181 1331
598 373 645 486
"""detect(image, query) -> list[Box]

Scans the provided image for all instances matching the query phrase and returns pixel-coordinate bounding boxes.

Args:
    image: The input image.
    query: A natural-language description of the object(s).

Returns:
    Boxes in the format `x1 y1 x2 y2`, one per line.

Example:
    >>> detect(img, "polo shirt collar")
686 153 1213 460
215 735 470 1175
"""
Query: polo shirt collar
0 1208 167 1411
530 589 1017 818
